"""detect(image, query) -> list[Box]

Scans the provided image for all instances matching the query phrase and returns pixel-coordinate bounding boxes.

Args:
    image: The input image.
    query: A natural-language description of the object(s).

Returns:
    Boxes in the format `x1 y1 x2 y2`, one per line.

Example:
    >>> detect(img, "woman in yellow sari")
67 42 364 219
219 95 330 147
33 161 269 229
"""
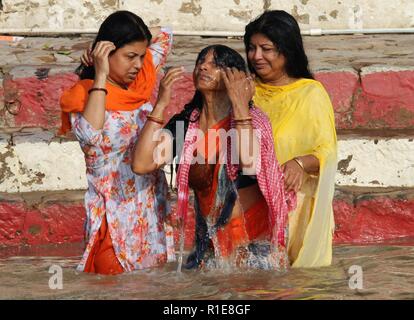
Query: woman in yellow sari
244 10 338 267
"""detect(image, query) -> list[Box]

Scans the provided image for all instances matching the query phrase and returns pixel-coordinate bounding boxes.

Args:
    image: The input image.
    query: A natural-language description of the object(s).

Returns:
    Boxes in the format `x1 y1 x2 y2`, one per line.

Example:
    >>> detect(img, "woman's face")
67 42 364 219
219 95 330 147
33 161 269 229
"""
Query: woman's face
193 50 225 92
108 40 148 87
247 33 287 82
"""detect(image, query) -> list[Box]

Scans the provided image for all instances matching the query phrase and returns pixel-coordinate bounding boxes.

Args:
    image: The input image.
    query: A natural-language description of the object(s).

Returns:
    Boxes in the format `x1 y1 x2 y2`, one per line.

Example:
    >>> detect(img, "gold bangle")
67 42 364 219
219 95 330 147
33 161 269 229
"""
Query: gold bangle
293 157 305 171
147 114 164 125
234 121 252 126
233 116 252 122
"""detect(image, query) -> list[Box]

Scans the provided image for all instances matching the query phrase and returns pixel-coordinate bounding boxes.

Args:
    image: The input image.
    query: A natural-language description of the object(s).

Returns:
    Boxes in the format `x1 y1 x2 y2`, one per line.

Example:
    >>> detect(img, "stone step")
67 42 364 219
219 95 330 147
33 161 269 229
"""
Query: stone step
0 34 413 132
1 188 413 248
0 131 413 193
1 66 413 132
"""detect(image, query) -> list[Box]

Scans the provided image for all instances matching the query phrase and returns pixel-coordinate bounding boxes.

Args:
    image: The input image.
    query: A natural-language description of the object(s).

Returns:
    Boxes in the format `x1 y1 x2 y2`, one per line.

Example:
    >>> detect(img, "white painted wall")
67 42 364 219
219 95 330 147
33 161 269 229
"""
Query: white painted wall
0 133 413 192
0 0 413 32
336 138 414 188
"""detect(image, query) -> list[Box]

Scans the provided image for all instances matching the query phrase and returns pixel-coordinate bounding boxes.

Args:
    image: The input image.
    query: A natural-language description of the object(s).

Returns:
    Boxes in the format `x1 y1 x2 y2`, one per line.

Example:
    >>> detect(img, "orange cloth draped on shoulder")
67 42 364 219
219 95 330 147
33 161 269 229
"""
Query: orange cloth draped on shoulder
59 48 156 135
84 215 124 275
192 116 270 258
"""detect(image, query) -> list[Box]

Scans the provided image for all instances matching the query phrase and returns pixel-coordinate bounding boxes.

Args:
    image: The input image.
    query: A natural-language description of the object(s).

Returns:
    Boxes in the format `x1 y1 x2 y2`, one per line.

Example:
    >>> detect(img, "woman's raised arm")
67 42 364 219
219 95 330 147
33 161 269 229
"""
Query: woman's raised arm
132 66 184 174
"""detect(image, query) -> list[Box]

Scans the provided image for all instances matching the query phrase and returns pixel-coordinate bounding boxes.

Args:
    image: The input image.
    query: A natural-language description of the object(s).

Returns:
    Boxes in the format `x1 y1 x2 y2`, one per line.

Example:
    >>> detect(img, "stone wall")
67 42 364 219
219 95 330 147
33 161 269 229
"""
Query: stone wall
0 0 413 32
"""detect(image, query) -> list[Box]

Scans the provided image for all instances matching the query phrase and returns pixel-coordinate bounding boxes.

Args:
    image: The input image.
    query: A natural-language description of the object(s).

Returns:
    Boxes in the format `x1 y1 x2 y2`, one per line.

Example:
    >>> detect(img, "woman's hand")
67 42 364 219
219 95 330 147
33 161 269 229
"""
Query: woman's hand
80 44 93 66
221 67 255 118
91 41 116 80
282 159 304 192
155 66 185 110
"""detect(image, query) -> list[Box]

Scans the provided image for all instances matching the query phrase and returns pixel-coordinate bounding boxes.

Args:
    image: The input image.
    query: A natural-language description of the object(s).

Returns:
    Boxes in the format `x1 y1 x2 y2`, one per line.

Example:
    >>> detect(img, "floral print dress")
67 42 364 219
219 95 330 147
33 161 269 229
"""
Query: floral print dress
71 28 175 272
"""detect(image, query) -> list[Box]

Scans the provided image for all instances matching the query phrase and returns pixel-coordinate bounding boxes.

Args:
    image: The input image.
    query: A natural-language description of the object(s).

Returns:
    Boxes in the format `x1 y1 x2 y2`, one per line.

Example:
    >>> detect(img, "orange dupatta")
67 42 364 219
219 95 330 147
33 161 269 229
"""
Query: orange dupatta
192 116 270 258
192 116 230 217
59 48 156 135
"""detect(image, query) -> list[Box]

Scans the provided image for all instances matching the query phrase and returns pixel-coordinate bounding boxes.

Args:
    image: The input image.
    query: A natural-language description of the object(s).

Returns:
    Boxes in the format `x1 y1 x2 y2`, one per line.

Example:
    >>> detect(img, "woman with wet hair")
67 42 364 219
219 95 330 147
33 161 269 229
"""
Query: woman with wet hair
60 11 180 274
244 10 338 268
132 45 295 270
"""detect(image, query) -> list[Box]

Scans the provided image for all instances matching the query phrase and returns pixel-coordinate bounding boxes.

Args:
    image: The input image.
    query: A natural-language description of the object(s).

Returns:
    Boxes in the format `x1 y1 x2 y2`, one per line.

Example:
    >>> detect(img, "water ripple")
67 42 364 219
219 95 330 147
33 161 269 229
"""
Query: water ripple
0 245 413 299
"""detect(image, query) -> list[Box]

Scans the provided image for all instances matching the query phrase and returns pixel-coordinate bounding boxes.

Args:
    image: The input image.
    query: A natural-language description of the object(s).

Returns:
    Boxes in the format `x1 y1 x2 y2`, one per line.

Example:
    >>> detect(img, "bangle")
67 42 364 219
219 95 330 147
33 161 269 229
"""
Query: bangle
88 88 108 95
293 157 305 171
234 120 252 126
147 114 164 125
233 116 252 122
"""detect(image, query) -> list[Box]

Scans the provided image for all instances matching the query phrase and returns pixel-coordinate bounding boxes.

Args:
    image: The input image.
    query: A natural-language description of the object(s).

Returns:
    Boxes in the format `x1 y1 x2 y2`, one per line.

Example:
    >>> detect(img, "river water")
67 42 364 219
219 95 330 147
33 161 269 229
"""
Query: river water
0 243 413 300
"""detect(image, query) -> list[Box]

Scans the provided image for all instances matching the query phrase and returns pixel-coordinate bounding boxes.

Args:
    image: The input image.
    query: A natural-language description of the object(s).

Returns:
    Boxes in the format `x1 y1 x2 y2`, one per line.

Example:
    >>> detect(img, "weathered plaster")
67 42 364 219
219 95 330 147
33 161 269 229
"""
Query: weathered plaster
0 1 413 32
0 134 413 192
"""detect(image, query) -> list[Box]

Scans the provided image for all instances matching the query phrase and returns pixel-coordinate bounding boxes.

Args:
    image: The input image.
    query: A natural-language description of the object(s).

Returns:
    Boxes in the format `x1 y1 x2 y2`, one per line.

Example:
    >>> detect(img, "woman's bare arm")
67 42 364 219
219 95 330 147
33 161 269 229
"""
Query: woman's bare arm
132 67 184 174
221 67 259 175
81 41 116 130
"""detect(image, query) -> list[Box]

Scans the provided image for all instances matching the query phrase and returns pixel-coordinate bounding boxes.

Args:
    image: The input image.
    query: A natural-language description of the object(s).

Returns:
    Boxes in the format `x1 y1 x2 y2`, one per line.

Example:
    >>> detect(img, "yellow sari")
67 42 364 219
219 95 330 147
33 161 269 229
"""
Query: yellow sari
254 78 337 268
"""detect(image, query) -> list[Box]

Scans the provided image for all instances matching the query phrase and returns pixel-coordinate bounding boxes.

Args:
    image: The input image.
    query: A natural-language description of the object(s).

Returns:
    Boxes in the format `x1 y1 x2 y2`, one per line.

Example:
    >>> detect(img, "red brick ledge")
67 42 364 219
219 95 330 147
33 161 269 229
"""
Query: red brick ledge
333 187 414 244
1 188 413 248
1 68 413 131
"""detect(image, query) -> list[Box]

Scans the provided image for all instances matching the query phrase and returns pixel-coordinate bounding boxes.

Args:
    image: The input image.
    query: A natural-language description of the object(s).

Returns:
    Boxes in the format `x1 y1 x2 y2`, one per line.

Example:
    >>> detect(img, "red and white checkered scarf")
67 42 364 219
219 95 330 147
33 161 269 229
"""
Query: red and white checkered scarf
175 107 296 247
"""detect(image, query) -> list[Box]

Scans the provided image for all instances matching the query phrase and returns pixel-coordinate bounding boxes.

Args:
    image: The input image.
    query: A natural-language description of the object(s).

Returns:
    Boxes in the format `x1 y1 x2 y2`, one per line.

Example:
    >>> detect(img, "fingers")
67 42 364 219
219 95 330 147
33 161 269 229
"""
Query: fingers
164 72 183 87
225 67 236 82
80 53 89 66
80 44 93 66
226 67 255 88
283 161 304 192
226 67 245 82
295 174 303 192
234 67 249 82
87 45 93 65
92 41 116 59
284 170 294 191
245 72 256 99
289 175 302 192
221 69 231 89
165 66 184 75
157 67 185 108
102 43 116 59
247 71 255 85
162 66 185 86
285 172 300 192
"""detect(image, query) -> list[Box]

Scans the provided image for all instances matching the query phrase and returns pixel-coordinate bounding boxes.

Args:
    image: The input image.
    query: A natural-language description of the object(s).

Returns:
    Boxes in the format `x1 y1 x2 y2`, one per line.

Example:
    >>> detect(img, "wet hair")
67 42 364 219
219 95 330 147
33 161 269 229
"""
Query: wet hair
76 10 152 80
244 10 313 79
195 44 247 72
166 45 247 129
164 45 248 163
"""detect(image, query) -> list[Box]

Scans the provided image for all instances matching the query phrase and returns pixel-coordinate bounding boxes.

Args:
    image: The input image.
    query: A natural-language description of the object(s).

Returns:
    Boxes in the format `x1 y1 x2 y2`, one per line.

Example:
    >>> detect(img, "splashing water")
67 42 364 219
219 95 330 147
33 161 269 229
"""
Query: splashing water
1 242 413 300
176 223 185 273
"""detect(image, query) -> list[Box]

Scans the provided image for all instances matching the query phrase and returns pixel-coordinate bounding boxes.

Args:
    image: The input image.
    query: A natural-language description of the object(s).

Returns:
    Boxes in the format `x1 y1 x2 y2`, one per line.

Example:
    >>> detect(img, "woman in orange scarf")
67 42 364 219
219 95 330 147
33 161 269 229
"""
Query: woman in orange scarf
60 11 182 275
